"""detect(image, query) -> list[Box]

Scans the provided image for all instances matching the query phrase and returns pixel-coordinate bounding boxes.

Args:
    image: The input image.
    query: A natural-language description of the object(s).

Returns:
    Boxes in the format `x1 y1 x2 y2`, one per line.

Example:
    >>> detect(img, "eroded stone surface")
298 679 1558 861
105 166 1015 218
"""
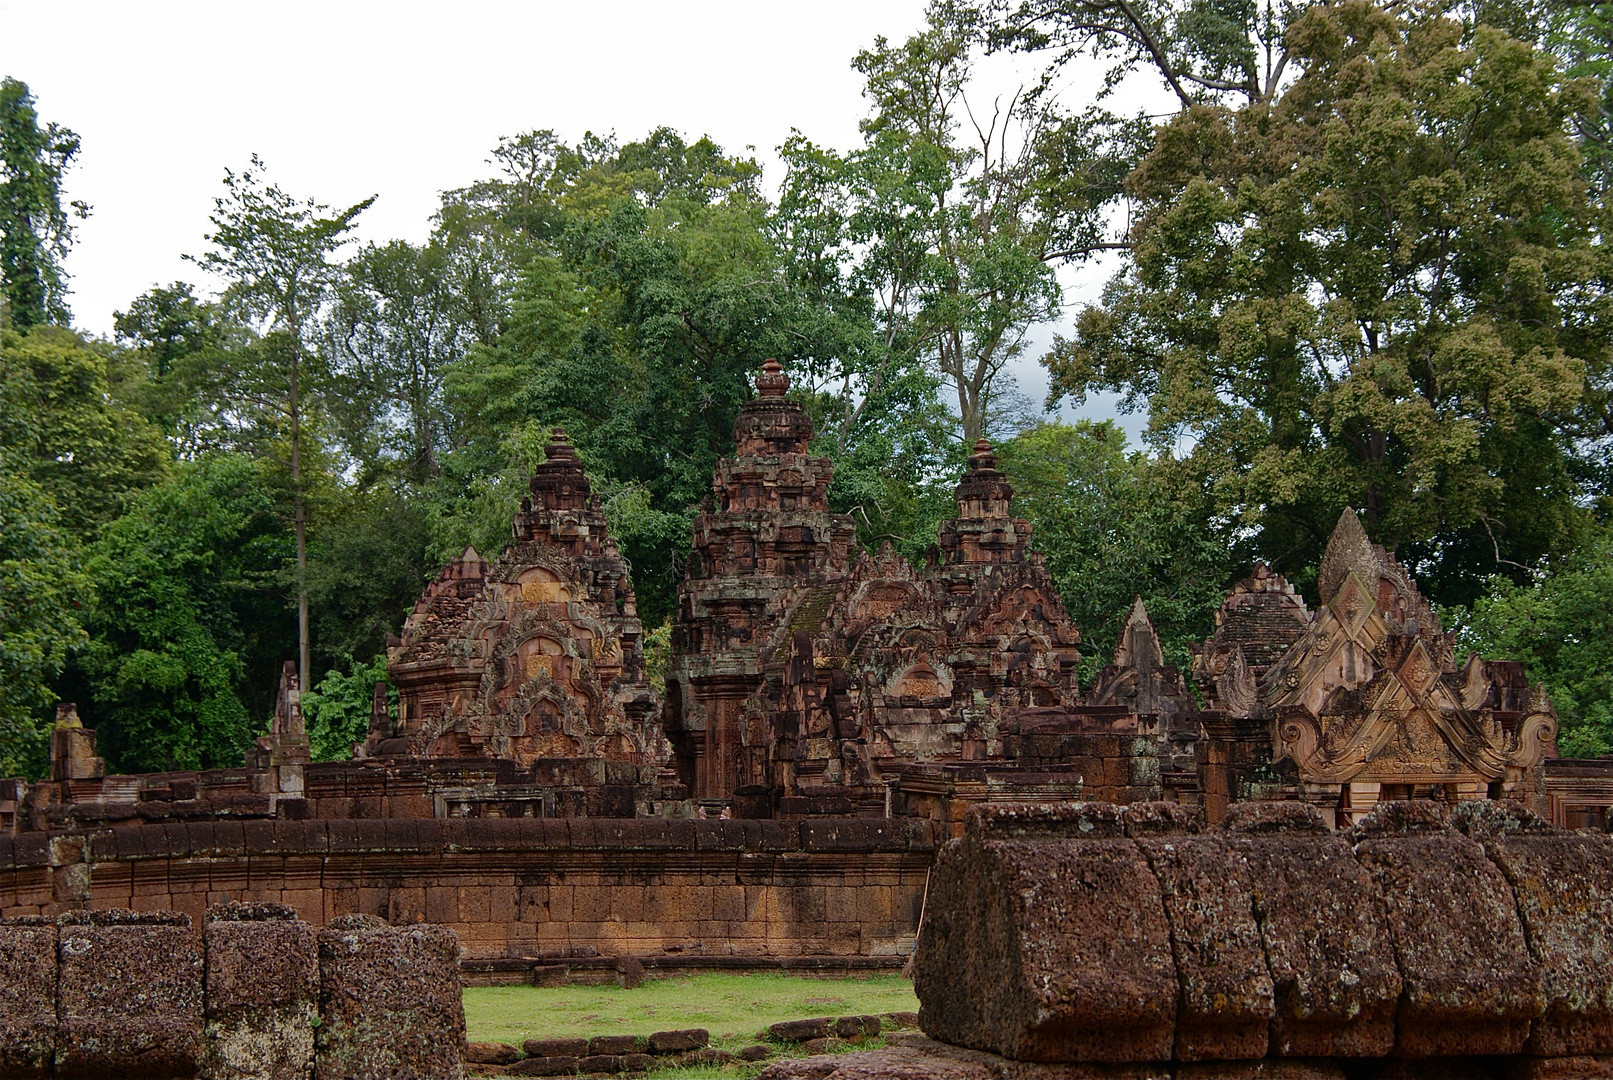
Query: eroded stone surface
1223 804 1400 1057
316 916 466 1080
1474 824 1613 1055
203 902 319 1080
56 909 203 1080
1131 813 1271 1061
1351 803 1543 1056
916 804 1176 1063
0 920 56 1079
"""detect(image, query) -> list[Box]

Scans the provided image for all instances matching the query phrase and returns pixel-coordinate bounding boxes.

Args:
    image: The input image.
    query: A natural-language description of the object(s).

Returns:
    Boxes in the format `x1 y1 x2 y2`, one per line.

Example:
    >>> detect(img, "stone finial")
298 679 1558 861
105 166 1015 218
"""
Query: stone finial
275 661 305 738
1113 597 1163 670
1317 508 1379 605
545 428 579 460
756 359 789 398
54 702 82 728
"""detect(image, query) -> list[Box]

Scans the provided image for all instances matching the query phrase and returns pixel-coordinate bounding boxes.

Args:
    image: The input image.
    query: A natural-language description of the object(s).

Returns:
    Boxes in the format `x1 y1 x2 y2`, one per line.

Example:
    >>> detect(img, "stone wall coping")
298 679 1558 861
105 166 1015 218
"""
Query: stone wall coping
0 815 941 869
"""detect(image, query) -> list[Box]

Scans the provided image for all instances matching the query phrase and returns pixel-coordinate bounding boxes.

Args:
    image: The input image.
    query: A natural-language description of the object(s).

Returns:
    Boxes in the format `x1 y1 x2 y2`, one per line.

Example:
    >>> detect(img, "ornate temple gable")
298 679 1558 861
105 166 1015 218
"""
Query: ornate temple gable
378 431 664 767
1266 509 1556 801
1089 598 1195 722
1191 562 1310 715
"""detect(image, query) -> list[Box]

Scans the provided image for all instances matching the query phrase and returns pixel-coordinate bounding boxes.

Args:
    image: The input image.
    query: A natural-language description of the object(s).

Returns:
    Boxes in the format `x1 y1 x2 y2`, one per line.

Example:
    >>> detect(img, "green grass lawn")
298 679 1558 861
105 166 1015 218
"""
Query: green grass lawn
463 971 919 1046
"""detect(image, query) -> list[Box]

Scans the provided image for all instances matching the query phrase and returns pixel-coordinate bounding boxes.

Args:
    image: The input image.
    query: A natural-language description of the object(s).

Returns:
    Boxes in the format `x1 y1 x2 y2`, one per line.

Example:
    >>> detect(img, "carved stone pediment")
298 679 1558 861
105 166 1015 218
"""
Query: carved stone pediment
1266 511 1558 789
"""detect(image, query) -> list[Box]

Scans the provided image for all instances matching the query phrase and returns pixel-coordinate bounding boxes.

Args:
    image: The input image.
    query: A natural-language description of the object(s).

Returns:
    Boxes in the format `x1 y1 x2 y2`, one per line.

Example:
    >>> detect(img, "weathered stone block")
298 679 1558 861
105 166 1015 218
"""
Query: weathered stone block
55 908 203 1080
1127 802 1270 1062
646 1028 709 1053
1352 803 1544 1056
1458 807 1613 1056
771 1018 833 1042
1225 802 1399 1057
202 901 318 1080
465 1041 521 1064
315 914 465 1080
523 1037 588 1058
0 919 56 1079
588 1034 640 1055
914 804 1177 1062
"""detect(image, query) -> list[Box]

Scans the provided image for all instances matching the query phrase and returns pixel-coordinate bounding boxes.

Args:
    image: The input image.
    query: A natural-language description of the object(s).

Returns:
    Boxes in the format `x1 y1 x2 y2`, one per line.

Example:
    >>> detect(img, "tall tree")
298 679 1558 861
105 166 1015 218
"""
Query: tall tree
0 325 170 540
0 448 92 777
993 0 1306 108
325 239 471 483
81 453 292 772
996 420 1234 677
188 156 373 691
788 1 1136 445
1043 2 1594 602
0 77 88 329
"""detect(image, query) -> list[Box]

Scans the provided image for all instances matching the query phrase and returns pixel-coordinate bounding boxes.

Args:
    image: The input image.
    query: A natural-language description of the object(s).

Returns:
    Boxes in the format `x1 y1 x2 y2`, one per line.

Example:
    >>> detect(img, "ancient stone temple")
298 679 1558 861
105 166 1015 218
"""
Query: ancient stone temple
1193 508 1559 825
376 430 667 768
666 370 1087 811
661 359 858 799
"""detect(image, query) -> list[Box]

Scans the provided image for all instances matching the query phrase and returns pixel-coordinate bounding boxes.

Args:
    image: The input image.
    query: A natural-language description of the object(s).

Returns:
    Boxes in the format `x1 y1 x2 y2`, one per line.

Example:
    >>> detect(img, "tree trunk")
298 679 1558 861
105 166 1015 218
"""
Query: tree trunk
290 337 310 694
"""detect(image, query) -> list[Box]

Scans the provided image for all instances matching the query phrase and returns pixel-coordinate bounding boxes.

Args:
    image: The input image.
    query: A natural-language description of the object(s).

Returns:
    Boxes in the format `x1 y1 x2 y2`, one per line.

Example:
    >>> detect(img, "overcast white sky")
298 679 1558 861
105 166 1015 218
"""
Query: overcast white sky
0 0 1152 435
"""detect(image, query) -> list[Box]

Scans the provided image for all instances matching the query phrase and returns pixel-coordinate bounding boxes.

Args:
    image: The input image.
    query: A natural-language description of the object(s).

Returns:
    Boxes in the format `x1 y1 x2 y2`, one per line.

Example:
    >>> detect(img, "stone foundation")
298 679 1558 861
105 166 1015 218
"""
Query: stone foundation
0 817 937 963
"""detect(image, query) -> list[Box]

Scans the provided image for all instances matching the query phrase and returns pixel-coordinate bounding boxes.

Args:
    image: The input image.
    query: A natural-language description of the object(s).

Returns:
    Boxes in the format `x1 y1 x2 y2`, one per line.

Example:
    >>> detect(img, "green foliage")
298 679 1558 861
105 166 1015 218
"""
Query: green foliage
82 454 292 773
997 421 1234 679
641 621 672 701
302 654 391 762
304 483 432 670
995 0 1304 107
1047 2 1595 604
0 449 91 777
0 325 170 540
0 77 87 329
1449 532 1613 757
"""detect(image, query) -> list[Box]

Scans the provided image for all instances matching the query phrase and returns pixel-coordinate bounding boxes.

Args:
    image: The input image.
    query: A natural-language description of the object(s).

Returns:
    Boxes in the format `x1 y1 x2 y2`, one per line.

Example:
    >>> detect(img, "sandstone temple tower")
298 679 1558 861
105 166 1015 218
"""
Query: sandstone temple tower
664 363 1085 808
663 360 857 798
379 430 666 766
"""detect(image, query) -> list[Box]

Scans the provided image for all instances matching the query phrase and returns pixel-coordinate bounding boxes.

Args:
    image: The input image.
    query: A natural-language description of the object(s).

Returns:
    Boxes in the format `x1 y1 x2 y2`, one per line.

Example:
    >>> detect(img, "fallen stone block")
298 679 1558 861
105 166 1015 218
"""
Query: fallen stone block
914 803 1177 1063
835 1015 881 1040
772 1017 834 1042
587 1034 640 1055
738 1043 774 1060
315 913 466 1080
523 1038 588 1058
577 1053 623 1073
620 1052 654 1072
202 901 319 1080
1454 801 1613 1057
801 1037 851 1054
466 1041 521 1065
646 1028 708 1053
0 918 56 1080
55 908 203 1080
881 1012 920 1030
1224 802 1399 1057
1352 801 1544 1056
1125 802 1270 1061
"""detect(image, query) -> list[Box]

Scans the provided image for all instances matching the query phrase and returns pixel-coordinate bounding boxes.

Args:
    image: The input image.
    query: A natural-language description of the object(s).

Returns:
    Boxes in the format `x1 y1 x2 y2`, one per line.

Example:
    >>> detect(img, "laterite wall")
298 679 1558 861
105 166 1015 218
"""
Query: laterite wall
0 817 937 962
